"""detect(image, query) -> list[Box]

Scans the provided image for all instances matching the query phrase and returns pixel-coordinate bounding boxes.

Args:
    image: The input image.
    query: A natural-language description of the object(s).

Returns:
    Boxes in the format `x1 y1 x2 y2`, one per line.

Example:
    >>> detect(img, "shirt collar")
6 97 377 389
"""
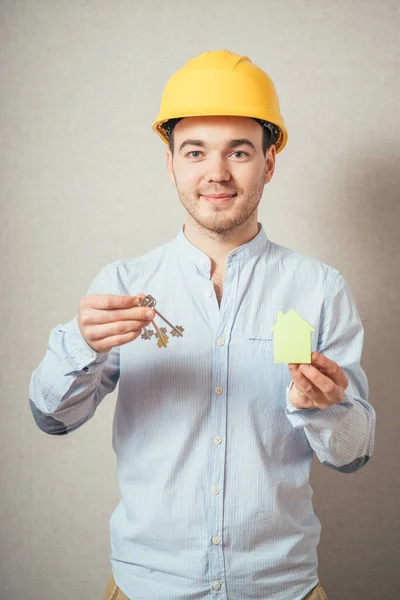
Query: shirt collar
174 223 270 271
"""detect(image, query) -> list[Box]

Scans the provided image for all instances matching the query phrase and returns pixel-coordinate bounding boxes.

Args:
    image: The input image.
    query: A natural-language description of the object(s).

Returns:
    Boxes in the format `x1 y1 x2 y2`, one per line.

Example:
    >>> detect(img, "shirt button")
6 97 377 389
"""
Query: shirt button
213 582 222 590
217 337 224 346
205 290 213 298
215 386 223 395
214 436 222 445
212 536 221 545
213 487 220 495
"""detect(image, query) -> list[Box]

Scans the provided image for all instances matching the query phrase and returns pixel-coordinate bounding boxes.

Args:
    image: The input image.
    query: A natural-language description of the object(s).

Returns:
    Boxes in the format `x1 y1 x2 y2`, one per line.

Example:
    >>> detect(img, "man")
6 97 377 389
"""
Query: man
30 50 375 600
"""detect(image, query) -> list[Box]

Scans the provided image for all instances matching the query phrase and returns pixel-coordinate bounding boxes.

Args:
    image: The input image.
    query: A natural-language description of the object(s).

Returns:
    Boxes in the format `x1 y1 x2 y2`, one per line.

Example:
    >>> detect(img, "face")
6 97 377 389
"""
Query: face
166 116 276 236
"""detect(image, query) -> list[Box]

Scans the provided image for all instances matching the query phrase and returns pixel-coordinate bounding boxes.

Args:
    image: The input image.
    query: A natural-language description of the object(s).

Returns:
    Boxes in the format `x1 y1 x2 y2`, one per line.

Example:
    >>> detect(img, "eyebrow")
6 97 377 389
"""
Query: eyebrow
178 138 256 152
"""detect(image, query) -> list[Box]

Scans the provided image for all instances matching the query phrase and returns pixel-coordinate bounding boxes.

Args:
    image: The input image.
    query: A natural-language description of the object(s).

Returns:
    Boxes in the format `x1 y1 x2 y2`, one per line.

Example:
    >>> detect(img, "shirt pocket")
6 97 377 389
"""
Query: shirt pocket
244 336 275 367
244 335 291 391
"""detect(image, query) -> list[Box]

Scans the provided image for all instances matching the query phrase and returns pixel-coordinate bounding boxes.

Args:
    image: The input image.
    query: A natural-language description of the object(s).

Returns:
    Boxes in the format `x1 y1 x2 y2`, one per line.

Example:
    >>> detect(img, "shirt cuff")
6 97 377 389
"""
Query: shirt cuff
59 316 109 372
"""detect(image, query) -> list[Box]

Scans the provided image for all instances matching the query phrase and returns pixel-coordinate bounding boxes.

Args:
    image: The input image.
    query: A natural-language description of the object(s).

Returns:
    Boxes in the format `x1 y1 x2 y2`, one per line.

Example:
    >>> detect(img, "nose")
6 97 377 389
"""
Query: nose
205 155 231 183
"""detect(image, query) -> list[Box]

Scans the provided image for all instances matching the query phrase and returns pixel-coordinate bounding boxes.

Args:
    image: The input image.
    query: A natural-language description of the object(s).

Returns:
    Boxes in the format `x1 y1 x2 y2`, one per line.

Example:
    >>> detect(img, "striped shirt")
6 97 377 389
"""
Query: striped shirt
29 225 375 600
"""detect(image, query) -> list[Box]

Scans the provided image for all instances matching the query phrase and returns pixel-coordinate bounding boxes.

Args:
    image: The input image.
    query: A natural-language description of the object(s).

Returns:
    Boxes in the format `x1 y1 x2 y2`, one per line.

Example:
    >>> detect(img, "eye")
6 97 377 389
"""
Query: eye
185 151 203 159
231 151 249 159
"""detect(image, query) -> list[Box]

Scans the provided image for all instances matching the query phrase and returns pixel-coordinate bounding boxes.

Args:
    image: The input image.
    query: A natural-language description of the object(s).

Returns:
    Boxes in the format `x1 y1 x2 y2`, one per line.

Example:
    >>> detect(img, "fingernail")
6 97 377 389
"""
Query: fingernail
145 309 154 317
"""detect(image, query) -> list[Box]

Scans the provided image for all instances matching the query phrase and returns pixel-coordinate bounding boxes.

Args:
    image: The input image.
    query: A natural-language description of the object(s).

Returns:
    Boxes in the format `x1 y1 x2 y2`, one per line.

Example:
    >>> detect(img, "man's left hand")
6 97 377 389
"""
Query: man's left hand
288 352 349 410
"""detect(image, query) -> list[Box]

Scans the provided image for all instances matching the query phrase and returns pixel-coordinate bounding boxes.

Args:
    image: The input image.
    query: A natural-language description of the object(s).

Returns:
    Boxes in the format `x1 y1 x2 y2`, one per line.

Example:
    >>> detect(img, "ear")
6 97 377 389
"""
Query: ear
264 145 276 184
166 147 176 185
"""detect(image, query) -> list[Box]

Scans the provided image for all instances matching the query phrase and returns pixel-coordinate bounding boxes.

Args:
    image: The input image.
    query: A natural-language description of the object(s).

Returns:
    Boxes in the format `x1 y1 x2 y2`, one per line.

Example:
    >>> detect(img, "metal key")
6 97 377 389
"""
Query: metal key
140 295 184 339
151 319 169 348
139 296 156 341
139 297 167 346
153 308 183 337
139 295 181 348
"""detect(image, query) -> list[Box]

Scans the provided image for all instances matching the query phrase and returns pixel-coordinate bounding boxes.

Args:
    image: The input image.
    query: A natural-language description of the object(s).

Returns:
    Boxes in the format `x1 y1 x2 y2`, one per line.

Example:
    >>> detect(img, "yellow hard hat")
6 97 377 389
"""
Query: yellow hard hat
152 50 288 153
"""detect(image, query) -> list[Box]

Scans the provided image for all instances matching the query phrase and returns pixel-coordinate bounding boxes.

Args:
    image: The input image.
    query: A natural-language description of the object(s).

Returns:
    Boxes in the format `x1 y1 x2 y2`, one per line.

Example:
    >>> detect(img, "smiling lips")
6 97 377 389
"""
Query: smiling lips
201 193 237 205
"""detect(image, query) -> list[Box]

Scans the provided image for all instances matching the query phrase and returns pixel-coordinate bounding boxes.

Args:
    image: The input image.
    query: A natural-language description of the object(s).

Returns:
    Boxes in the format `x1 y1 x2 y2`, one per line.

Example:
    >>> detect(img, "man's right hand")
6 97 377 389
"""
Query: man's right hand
78 294 155 353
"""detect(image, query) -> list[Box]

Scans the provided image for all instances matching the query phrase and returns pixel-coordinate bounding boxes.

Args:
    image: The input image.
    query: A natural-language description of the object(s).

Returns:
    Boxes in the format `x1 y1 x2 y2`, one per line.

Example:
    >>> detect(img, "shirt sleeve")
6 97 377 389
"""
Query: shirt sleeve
29 261 124 435
285 272 376 473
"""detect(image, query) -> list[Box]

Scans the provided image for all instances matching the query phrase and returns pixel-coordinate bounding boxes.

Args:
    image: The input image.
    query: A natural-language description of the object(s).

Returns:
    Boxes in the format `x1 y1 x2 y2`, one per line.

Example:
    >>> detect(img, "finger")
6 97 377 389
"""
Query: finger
81 294 145 311
92 330 143 353
83 306 155 325
311 352 349 388
289 365 319 396
299 363 342 403
289 365 330 408
85 320 151 342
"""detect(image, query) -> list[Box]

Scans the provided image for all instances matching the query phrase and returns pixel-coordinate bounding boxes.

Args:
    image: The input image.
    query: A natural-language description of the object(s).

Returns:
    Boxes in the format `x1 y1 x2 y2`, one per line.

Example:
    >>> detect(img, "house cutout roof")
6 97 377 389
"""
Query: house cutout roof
272 310 316 333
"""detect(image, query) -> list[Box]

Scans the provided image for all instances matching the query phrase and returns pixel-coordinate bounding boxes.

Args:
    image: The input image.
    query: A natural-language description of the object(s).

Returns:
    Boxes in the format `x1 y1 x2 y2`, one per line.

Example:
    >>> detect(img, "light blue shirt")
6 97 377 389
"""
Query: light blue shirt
29 225 375 600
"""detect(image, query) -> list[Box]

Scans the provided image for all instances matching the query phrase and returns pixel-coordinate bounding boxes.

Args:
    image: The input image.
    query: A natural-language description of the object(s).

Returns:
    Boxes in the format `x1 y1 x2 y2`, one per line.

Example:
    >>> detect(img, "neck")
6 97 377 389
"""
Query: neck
183 214 260 270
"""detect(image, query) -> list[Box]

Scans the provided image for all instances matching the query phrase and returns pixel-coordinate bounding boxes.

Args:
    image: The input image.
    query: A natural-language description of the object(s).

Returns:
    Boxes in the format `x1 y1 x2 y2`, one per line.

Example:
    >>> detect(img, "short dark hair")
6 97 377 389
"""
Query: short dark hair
167 119 275 155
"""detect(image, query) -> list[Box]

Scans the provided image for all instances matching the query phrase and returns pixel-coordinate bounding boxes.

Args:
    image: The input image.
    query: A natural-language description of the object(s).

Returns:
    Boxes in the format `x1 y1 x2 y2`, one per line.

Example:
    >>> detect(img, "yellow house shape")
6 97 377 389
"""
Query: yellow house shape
272 310 316 364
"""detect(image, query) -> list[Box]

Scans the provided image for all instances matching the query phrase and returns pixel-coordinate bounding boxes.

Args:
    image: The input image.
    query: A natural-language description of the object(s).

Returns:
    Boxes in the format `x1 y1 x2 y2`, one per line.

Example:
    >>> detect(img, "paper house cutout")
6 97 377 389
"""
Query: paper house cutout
272 310 315 364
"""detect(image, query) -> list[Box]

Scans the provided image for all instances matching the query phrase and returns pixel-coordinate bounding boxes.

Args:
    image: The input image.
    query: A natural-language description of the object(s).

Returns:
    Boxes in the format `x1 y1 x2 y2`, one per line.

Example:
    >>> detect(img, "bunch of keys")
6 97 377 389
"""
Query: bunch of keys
139 295 184 348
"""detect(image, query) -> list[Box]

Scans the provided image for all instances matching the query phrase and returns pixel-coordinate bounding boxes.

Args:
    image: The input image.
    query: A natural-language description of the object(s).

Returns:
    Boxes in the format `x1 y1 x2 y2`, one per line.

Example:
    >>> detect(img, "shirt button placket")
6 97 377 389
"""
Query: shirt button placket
211 434 223 588
209 307 231 596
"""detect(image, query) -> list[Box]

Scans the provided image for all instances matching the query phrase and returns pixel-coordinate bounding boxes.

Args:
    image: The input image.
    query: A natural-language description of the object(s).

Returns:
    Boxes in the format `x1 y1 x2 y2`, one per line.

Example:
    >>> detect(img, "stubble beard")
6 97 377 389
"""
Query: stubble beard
176 178 265 237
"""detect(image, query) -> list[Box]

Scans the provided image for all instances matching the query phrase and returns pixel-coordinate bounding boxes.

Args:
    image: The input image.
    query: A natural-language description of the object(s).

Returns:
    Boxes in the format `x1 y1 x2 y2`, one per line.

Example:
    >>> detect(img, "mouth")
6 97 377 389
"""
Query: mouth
200 193 237 205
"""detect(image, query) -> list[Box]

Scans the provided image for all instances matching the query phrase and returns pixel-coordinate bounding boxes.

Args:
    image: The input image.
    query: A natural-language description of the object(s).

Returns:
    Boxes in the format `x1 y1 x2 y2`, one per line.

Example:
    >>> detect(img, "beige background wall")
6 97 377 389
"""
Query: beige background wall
1 1 399 598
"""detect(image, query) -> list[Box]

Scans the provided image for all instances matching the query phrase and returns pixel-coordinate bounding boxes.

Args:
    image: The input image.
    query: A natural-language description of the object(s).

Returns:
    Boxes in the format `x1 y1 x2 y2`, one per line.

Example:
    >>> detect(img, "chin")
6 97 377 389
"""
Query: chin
198 217 245 235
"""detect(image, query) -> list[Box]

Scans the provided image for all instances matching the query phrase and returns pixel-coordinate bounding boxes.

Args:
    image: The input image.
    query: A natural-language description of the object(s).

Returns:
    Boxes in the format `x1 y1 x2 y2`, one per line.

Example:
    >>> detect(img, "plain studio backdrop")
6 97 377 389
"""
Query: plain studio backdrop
1 1 399 599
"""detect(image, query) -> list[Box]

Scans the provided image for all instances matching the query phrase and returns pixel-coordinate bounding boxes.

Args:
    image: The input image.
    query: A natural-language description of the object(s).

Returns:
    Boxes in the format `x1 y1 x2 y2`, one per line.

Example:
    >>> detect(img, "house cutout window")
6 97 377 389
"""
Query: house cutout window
272 310 315 364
